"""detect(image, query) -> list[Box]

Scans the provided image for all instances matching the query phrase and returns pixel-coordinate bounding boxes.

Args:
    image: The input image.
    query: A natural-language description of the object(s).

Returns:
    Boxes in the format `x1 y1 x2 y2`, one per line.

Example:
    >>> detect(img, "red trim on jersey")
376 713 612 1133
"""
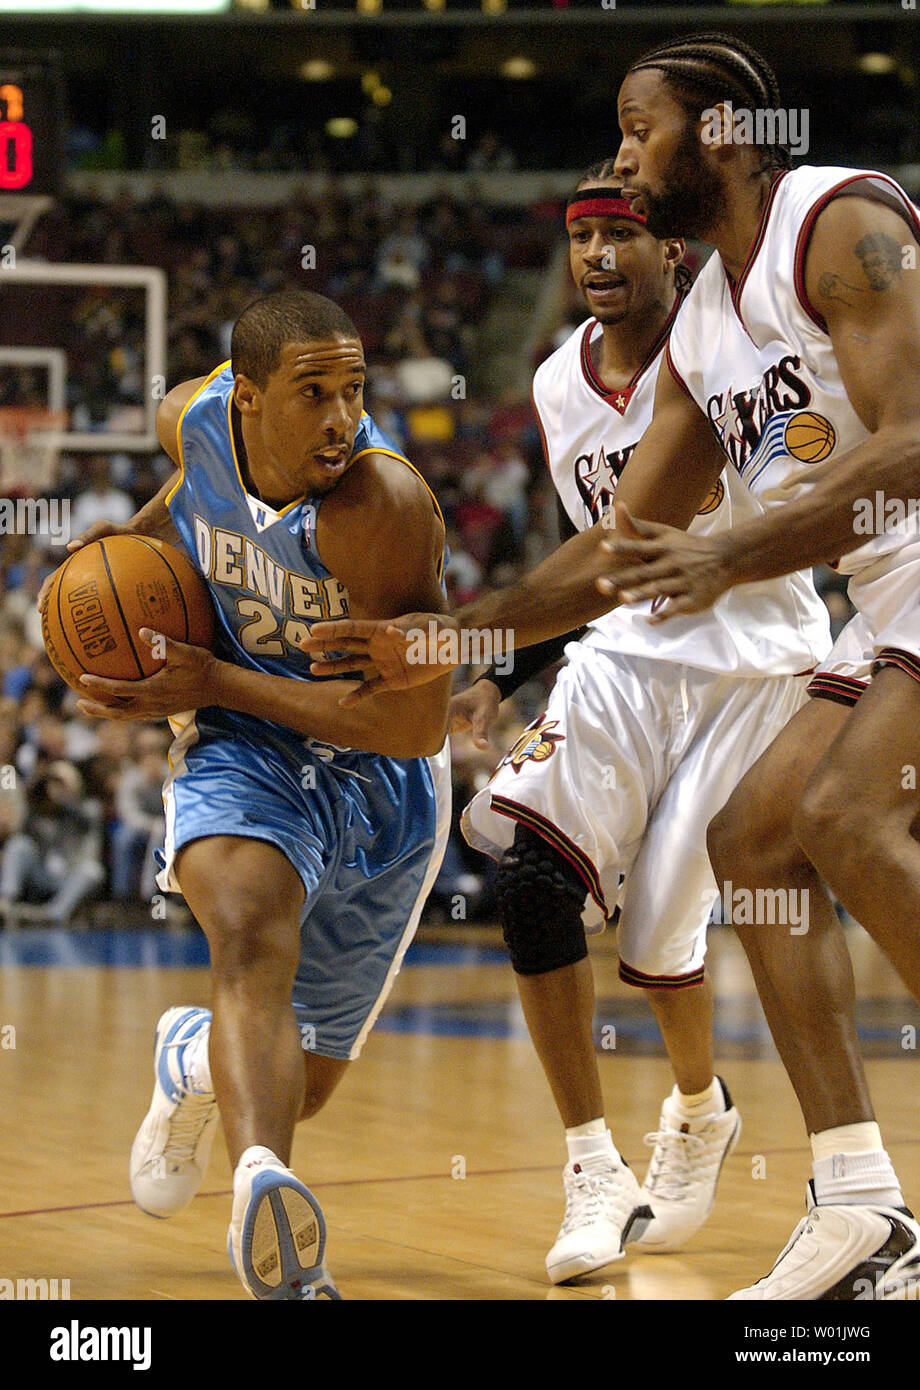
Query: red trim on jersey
726 169 789 330
530 383 552 474
490 795 607 916
665 342 696 401
793 173 920 334
618 958 706 990
873 647 920 685
579 290 686 415
806 671 868 707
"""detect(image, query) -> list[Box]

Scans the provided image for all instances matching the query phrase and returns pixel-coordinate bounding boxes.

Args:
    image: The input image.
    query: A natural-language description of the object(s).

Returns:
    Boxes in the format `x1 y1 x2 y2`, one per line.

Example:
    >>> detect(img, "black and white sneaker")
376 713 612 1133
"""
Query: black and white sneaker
730 1184 920 1300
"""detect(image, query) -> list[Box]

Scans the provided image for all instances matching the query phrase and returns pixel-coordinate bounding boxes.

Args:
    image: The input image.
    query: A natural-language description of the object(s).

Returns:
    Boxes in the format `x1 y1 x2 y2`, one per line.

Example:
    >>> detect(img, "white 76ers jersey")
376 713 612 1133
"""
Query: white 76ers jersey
533 305 830 675
667 165 920 578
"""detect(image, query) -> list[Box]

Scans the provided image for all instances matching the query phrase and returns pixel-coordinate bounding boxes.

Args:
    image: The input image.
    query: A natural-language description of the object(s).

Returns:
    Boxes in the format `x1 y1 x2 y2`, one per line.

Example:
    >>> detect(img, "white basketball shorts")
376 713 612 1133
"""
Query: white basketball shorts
809 536 920 706
462 641 810 987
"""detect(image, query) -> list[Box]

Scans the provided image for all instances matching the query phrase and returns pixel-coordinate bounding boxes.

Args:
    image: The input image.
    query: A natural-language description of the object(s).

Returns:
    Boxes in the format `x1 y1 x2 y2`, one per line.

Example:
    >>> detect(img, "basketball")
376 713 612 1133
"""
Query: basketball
784 411 836 464
40 534 215 692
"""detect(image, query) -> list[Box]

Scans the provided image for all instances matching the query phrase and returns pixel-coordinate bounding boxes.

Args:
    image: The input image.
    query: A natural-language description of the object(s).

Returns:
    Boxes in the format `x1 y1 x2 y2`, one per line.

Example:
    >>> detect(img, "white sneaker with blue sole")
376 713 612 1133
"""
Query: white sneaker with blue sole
228 1146 341 1300
130 1006 219 1218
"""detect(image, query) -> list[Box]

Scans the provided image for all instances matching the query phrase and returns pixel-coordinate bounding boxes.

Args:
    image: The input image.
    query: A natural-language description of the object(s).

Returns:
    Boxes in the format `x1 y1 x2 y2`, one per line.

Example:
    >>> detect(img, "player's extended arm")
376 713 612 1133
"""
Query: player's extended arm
459 366 723 642
604 197 920 611
300 366 724 696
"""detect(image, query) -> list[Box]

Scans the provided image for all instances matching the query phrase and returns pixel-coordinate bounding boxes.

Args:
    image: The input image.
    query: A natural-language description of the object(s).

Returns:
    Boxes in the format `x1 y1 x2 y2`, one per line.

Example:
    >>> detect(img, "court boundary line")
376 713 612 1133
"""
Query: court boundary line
3 1139 920 1222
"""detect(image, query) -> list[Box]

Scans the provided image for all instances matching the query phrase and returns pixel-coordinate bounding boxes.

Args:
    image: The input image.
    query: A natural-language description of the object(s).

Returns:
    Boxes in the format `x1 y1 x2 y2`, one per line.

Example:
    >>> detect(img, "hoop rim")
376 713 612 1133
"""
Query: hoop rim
0 406 68 439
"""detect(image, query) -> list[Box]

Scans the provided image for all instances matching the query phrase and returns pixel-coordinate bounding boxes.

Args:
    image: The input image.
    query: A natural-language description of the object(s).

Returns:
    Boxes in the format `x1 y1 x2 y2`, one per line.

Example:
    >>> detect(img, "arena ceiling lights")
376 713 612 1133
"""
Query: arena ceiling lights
0 1 231 12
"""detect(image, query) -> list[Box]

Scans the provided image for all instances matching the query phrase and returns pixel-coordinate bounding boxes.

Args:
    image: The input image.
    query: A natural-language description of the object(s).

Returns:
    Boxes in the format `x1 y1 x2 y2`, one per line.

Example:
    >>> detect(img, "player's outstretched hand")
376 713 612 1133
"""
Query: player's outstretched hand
596 502 734 621
449 679 501 751
75 629 215 721
300 613 459 706
37 520 137 612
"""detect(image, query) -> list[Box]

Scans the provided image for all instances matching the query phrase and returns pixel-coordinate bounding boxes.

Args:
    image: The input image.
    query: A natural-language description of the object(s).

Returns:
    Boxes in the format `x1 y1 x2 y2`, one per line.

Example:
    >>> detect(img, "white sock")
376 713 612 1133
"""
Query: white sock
565 1118 620 1166
811 1124 904 1208
182 1021 213 1095
670 1078 725 1121
233 1145 282 1194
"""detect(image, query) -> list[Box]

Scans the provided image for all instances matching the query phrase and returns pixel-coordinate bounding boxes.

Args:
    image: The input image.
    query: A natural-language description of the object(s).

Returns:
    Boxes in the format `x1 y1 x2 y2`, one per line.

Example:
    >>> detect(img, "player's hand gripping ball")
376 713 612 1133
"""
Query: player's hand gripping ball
41 534 214 692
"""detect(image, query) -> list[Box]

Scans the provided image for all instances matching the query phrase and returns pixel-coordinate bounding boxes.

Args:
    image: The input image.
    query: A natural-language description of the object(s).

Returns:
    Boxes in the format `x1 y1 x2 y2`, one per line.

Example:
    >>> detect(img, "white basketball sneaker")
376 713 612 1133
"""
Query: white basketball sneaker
730 1185 920 1300
228 1146 340 1300
634 1078 741 1253
130 1006 219 1218
545 1153 653 1284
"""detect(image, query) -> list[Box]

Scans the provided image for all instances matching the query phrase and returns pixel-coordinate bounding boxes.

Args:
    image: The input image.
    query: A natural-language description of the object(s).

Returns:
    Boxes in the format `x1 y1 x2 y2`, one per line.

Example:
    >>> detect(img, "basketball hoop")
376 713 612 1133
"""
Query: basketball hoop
0 404 67 493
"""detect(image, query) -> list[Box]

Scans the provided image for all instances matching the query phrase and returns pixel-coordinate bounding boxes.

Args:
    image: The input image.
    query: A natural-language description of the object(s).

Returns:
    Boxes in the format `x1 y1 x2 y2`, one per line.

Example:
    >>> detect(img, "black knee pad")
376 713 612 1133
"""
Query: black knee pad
495 824 588 975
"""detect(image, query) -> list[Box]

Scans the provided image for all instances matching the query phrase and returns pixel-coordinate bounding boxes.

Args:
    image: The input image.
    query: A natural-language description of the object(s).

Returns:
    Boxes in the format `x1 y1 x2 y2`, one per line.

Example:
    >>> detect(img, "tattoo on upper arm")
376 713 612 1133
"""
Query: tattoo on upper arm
818 233 904 307
855 232 903 291
817 272 861 307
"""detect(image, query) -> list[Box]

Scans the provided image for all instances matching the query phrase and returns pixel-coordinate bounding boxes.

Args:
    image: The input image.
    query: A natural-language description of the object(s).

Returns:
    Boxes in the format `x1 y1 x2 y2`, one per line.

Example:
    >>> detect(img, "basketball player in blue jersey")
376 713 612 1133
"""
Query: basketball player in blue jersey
304 35 920 1301
66 290 452 1300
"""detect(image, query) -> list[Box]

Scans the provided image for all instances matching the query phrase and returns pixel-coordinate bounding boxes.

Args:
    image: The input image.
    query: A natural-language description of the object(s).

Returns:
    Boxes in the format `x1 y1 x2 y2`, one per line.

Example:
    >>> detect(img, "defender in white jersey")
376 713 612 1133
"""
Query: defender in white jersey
457 173 827 1282
306 173 827 1285
592 34 920 1299
303 34 920 1302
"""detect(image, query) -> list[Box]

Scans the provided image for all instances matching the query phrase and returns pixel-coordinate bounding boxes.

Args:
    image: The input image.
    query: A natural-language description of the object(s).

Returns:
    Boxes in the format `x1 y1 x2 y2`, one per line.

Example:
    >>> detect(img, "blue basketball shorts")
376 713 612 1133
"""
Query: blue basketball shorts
156 714 451 1059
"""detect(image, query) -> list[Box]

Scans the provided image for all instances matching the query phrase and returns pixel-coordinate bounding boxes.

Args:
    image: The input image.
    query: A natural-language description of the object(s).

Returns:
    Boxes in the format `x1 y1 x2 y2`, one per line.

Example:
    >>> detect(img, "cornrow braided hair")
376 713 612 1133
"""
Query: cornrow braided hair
581 157 619 184
575 162 695 293
628 31 792 171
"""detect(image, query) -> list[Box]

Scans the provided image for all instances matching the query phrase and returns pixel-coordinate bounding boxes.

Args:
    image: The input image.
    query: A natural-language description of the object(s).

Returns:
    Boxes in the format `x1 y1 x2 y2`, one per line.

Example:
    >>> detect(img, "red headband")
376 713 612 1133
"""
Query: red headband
565 189 646 228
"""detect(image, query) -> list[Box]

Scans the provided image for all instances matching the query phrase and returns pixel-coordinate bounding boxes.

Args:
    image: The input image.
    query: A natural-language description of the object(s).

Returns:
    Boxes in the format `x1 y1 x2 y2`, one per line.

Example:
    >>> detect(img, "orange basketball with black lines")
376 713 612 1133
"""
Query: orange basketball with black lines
41 535 214 692
784 411 835 464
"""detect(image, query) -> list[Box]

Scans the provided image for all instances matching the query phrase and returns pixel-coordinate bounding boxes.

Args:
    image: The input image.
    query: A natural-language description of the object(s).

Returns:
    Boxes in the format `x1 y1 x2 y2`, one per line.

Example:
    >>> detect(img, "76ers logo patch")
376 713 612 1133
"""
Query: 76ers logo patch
501 717 565 773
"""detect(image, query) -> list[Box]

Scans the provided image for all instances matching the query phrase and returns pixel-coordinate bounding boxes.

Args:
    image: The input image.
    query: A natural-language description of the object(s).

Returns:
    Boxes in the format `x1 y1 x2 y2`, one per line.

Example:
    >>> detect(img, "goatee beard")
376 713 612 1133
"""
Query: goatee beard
641 127 726 242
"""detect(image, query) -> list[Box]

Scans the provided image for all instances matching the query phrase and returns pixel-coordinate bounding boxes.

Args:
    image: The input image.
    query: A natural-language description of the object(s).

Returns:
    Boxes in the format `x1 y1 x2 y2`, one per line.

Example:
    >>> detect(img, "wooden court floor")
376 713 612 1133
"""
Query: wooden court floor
1 919 918 1306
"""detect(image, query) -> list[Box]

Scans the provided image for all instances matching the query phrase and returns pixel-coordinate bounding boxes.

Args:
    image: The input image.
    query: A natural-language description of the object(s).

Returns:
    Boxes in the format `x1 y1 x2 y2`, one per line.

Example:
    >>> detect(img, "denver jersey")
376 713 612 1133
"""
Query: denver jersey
165 361 442 755
533 310 830 675
156 362 452 1061
667 165 920 577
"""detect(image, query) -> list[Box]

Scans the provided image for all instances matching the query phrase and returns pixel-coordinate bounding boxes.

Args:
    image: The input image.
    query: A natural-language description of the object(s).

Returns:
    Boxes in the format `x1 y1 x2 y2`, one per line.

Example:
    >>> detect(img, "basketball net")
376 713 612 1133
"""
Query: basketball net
0 406 67 494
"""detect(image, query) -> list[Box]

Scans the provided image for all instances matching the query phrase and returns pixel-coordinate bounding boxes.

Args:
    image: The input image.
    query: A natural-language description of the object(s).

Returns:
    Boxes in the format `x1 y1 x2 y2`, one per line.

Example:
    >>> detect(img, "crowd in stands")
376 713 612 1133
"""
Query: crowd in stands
0 184 565 926
0 182 852 927
71 114 524 179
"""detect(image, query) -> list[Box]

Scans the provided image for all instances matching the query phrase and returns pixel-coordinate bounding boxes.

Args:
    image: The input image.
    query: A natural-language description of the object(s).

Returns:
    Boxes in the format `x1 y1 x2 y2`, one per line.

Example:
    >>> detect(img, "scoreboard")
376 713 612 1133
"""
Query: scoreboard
0 52 64 198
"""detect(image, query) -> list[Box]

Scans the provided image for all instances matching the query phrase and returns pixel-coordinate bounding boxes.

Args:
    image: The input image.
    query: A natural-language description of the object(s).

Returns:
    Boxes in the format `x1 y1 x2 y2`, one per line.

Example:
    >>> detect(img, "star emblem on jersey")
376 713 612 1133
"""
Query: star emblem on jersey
574 442 637 522
713 393 745 453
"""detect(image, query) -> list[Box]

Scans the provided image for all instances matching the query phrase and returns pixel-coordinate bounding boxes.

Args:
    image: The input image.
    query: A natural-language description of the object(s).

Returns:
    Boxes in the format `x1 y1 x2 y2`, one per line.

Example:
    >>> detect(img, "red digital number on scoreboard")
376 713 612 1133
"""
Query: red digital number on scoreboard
0 63 62 197
0 119 33 189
